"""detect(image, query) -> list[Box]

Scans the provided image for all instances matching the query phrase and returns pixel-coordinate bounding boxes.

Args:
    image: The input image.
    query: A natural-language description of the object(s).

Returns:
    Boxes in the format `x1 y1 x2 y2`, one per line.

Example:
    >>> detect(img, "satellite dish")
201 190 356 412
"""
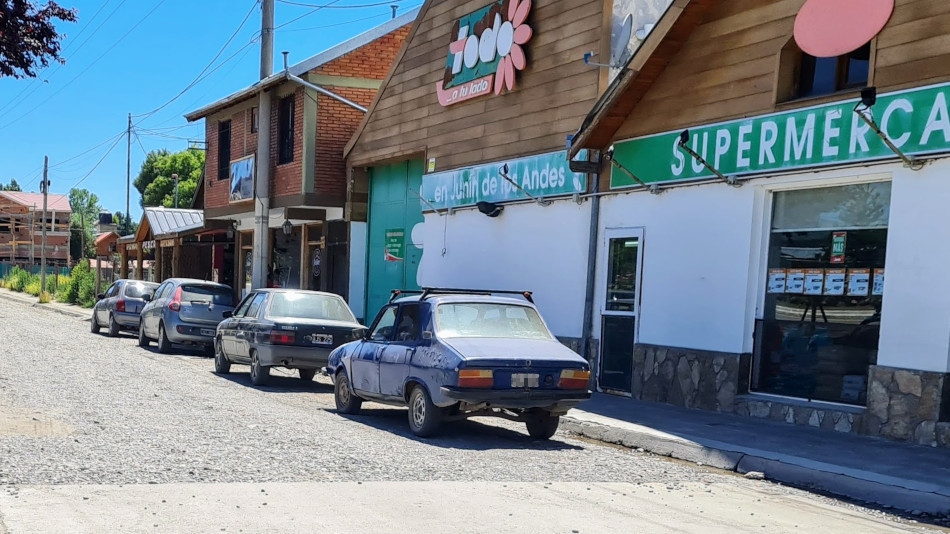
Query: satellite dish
611 14 634 65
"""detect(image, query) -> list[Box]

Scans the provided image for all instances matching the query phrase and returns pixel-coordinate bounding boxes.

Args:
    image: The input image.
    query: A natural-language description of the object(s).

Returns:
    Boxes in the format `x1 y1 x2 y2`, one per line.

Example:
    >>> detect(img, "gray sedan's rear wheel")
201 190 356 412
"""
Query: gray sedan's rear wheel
298 369 316 381
525 409 560 440
249 350 269 386
90 313 100 334
107 314 120 337
157 323 172 354
213 338 231 374
407 385 441 438
334 371 362 414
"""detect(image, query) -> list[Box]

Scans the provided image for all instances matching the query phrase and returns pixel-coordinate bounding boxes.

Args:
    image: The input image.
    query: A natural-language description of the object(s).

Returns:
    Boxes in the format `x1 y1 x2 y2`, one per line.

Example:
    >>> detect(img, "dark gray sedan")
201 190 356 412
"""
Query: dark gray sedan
213 289 365 386
91 279 159 337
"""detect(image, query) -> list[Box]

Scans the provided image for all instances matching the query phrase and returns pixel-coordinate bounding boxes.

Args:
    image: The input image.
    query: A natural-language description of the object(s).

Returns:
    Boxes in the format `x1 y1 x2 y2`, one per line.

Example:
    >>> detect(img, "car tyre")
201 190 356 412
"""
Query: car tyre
407 385 441 438
298 369 316 382
138 324 150 347
90 314 100 334
157 322 172 354
107 314 120 337
213 338 231 374
249 350 270 386
334 371 362 414
525 409 560 440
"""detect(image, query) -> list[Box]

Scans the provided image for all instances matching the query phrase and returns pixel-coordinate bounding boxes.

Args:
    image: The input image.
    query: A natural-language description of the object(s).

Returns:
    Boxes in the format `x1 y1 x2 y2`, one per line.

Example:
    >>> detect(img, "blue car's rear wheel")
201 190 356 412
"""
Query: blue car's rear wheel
407 385 441 438
525 409 560 440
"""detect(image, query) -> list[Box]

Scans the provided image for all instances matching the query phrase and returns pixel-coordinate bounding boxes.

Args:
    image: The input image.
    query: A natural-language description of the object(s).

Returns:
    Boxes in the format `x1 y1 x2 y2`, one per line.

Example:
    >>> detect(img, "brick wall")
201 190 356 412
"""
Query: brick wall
204 103 258 210
200 24 410 210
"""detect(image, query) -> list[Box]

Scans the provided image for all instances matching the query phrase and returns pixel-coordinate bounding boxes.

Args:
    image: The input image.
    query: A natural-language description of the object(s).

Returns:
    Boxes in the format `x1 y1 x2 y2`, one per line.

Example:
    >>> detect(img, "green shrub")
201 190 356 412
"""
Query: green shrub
52 275 71 301
24 279 42 296
2 267 38 293
38 291 51 304
62 261 94 305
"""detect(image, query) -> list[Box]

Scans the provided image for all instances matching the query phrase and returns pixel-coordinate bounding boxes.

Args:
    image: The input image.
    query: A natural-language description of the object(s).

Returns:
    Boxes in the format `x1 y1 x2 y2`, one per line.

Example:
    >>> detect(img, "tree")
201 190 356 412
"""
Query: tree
113 211 138 236
0 1 78 79
134 148 205 208
68 188 100 260
0 179 22 191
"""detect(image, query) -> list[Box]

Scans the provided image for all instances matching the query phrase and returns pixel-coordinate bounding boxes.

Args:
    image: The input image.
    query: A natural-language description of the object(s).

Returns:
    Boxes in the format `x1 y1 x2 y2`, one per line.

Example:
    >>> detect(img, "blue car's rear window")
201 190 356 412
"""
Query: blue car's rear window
435 303 552 340
182 285 234 306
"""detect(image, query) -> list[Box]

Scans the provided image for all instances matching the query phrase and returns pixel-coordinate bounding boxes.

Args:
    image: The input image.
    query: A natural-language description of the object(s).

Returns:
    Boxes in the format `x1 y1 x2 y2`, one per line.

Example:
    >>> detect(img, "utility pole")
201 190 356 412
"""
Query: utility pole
252 0 274 290
40 156 49 293
172 173 179 208
126 112 132 236
29 204 35 264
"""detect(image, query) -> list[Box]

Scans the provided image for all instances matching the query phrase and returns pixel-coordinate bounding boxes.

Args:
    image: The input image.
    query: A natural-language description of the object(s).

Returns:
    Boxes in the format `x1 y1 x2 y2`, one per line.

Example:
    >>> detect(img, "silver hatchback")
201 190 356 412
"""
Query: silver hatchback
138 278 235 354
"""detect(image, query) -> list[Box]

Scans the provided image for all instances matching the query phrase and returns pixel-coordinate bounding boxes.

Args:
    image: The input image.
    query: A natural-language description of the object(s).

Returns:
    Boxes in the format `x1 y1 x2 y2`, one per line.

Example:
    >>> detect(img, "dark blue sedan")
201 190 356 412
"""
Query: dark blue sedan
325 289 591 439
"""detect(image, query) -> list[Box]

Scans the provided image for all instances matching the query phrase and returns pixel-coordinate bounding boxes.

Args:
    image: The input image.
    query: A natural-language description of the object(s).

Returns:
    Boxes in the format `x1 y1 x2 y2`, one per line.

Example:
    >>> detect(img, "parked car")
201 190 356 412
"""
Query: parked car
213 289 365 386
138 278 235 354
90 279 159 337
324 289 591 439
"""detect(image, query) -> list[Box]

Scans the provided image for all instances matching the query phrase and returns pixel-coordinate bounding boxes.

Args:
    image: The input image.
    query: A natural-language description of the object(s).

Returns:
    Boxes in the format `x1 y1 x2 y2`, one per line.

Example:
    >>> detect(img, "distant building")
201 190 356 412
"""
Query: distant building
96 210 118 235
0 191 71 267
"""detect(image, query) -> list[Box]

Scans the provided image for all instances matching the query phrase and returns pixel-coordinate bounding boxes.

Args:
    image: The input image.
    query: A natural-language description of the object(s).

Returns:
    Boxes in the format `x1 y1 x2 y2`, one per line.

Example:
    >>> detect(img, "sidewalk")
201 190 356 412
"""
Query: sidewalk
0 288 89 320
562 393 950 515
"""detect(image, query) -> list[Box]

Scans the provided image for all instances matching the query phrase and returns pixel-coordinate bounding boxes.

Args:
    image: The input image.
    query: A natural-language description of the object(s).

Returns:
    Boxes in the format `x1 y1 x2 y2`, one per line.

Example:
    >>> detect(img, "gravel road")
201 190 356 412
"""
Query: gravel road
0 297 943 533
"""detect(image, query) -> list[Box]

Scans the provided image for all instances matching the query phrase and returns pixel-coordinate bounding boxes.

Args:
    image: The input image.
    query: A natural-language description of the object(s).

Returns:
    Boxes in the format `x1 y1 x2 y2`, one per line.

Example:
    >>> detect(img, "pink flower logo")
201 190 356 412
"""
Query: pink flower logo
494 0 533 95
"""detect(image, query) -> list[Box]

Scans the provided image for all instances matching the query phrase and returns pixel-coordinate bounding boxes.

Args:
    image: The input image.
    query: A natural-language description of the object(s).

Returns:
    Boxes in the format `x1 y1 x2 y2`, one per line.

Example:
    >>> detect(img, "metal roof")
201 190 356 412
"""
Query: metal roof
144 207 204 239
184 8 419 122
0 191 71 212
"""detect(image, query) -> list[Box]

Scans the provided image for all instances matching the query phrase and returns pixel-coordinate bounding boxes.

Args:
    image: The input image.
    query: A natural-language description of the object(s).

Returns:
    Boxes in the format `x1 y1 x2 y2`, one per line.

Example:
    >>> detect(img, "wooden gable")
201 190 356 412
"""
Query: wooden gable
346 0 606 171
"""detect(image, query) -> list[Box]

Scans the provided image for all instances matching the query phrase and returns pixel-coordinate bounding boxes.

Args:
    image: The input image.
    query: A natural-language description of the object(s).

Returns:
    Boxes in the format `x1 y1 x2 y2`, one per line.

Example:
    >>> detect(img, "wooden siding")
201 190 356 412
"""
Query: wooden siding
347 0 605 171
610 0 950 143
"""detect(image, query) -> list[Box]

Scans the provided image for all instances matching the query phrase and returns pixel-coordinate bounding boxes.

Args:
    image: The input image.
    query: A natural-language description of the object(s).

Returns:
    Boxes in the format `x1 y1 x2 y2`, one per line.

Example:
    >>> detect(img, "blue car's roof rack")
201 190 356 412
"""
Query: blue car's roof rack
389 288 534 304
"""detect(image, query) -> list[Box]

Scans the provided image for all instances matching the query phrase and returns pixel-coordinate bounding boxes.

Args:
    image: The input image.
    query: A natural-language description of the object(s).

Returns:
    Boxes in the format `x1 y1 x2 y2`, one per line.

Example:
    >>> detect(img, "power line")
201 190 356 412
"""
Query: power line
280 11 388 32
133 0 261 124
68 133 127 190
0 0 167 132
274 0 344 30
276 0 404 8
132 130 150 158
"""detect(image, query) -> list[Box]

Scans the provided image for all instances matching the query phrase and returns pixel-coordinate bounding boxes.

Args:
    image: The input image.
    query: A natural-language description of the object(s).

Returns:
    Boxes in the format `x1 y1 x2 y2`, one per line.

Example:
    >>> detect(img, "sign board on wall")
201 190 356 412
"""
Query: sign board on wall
384 229 405 262
230 155 255 203
610 81 950 189
436 0 534 106
420 150 588 210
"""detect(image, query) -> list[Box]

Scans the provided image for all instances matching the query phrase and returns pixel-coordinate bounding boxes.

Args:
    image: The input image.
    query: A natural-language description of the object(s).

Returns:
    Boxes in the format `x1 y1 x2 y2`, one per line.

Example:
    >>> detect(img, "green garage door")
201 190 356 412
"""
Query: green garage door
365 160 424 320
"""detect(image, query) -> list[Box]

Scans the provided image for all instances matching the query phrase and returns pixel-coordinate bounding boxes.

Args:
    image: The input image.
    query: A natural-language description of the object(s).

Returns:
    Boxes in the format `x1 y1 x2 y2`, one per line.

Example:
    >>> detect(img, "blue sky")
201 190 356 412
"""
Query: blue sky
0 0 422 219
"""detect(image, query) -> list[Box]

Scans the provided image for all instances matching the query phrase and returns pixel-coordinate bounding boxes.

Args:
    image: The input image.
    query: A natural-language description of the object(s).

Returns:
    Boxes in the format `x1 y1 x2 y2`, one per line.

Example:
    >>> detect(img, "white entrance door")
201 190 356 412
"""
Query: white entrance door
599 228 644 394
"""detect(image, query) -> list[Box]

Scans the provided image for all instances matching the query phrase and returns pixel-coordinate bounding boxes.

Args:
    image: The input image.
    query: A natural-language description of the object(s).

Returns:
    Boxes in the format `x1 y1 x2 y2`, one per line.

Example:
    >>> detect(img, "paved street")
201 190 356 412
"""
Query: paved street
0 298 943 533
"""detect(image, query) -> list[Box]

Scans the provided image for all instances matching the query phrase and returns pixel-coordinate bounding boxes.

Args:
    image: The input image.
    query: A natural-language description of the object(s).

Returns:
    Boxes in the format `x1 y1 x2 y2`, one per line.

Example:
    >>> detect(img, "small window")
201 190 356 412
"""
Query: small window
232 293 255 318
278 95 295 165
245 293 267 318
105 283 119 298
250 107 259 133
370 306 397 341
780 41 871 102
218 120 232 181
393 304 422 343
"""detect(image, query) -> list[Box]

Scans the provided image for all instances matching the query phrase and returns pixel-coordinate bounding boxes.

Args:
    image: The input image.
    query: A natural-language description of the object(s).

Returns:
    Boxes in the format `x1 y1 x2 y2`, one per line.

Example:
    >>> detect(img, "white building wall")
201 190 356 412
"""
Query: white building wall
418 200 592 339
877 161 950 373
595 158 950 374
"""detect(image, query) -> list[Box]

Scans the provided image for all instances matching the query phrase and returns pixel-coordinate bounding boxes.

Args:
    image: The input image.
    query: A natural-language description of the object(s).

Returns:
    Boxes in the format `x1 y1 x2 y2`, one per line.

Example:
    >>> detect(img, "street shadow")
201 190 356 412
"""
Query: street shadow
334 407 584 452
212 369 334 394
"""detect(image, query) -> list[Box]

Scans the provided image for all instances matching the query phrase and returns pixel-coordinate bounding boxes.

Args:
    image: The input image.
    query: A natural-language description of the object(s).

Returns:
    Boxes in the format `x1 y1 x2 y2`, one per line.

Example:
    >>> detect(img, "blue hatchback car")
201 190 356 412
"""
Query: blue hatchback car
325 289 591 439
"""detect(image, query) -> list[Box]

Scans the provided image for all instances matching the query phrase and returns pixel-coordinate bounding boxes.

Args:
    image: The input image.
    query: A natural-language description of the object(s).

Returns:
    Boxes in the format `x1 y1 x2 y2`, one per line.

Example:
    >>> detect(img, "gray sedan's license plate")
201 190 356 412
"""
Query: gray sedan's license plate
200 328 215 336
511 373 539 388
310 334 333 345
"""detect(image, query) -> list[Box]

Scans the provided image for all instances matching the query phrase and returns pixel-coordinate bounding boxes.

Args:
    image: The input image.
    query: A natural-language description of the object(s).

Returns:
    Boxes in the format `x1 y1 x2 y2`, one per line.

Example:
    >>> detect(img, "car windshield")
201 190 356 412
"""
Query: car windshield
435 303 552 340
267 292 356 323
181 285 234 306
125 283 157 299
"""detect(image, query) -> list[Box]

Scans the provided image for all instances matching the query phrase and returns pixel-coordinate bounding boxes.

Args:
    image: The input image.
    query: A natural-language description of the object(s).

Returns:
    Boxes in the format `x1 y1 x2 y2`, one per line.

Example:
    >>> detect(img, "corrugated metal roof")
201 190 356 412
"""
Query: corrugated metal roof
0 191 71 212
145 207 204 238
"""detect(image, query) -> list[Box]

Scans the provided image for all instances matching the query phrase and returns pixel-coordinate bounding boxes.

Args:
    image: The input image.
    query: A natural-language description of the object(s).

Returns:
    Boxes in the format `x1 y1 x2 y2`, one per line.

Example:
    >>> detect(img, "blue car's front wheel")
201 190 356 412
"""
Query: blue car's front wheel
334 371 362 414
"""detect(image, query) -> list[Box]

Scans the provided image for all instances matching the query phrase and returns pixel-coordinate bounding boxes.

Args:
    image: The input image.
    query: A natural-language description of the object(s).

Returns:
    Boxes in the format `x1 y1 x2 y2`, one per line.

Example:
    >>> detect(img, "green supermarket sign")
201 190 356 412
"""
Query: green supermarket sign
611 81 950 189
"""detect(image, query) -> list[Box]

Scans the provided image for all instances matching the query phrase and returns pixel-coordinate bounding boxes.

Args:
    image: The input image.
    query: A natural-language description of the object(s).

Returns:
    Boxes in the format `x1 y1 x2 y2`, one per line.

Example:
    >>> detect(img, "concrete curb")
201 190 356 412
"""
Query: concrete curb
0 291 89 320
562 416 950 515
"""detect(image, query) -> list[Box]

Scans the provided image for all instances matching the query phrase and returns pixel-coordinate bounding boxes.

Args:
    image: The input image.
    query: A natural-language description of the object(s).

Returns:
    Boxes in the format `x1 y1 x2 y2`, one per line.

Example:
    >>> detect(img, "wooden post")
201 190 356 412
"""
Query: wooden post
172 240 181 278
135 245 143 280
155 244 164 282
120 246 129 279
96 256 102 295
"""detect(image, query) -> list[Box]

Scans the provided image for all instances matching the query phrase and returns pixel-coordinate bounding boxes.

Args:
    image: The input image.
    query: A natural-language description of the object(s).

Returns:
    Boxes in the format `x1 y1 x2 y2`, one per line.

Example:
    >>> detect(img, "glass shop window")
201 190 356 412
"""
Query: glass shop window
752 182 891 406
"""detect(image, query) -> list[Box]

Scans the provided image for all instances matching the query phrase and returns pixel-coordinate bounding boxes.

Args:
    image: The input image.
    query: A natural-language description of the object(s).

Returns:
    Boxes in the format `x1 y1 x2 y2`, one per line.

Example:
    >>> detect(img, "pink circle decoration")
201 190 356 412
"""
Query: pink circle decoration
794 0 894 58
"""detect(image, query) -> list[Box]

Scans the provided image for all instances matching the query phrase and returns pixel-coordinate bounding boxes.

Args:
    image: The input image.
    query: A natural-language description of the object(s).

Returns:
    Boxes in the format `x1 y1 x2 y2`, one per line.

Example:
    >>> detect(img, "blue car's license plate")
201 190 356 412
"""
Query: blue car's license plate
511 373 539 388
200 328 215 336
